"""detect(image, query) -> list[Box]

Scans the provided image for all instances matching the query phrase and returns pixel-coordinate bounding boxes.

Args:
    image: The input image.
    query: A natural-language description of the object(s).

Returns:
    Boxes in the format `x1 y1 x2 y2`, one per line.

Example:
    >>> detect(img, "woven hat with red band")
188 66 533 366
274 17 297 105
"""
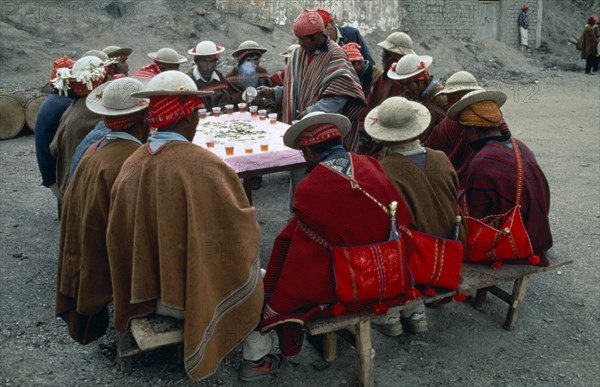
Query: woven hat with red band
130 70 213 128
283 111 350 149
293 9 324 36
342 42 364 62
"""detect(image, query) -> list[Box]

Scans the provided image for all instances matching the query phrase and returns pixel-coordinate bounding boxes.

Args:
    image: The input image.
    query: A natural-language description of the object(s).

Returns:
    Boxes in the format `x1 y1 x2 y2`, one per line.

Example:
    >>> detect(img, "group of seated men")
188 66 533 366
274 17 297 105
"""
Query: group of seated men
35 7 554 383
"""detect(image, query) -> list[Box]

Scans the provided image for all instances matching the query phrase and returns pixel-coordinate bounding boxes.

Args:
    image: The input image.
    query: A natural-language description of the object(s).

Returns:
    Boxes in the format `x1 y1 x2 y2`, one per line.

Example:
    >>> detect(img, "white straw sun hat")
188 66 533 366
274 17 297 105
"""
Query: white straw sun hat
364 97 431 142
86 77 149 116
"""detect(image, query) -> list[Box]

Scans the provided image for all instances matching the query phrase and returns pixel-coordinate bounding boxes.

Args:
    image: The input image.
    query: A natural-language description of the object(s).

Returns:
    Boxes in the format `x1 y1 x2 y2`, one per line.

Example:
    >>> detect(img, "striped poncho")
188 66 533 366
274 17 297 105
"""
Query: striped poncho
282 40 366 151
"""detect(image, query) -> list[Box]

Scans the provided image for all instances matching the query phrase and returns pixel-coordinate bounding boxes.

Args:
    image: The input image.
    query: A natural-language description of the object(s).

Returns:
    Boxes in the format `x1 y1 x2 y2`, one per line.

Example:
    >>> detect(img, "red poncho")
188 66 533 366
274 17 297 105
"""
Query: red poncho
425 117 510 183
260 153 410 356
459 137 553 262
282 40 366 151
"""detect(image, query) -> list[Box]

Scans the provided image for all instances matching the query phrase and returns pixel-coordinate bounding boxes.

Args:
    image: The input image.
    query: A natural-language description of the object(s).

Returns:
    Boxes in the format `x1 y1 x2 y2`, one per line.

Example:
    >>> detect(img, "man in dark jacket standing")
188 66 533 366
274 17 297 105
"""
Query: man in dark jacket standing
316 8 376 65
518 5 529 51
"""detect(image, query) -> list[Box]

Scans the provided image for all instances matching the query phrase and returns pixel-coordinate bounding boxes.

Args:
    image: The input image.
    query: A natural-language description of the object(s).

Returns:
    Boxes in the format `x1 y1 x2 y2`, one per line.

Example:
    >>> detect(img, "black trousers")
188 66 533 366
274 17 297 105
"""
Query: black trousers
585 54 599 73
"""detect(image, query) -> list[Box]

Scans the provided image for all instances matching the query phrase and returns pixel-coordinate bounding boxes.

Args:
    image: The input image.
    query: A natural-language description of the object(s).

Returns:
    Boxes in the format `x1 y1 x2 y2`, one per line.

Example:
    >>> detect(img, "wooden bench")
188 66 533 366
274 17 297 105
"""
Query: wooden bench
304 250 571 387
116 314 183 371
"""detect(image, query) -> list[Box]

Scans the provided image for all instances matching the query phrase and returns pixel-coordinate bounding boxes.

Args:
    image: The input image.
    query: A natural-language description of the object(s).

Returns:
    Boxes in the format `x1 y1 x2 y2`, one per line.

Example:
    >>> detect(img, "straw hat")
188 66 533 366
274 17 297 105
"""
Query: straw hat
447 90 507 120
188 40 225 56
387 53 433 80
131 70 213 97
283 112 350 149
148 48 187 64
231 41 267 58
280 44 300 58
83 50 109 61
364 97 431 142
102 45 133 57
436 71 482 96
86 77 149 116
377 32 416 56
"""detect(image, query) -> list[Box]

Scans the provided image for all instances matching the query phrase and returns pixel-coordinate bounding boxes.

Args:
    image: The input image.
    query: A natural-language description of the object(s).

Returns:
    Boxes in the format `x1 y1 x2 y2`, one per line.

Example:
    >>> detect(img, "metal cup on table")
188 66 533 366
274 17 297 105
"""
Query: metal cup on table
242 87 258 104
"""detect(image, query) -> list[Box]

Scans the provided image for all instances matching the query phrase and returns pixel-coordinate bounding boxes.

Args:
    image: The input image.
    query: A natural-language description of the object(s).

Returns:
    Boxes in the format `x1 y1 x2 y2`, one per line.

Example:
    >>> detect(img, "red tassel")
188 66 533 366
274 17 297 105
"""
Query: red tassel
407 287 421 300
424 288 437 297
332 303 345 316
453 293 467 302
372 302 389 316
528 255 541 265
490 261 503 269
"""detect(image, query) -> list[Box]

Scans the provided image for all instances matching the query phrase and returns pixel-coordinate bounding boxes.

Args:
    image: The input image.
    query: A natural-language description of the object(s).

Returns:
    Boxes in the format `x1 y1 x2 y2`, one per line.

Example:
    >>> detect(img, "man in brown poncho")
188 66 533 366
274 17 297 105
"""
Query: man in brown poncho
365 97 466 335
50 56 107 199
107 71 264 382
55 77 151 344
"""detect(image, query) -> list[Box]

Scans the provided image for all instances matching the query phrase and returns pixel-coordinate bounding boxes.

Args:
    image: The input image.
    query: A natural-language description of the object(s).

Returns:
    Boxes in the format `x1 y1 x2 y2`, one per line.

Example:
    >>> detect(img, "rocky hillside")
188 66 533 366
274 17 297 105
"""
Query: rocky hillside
0 0 596 93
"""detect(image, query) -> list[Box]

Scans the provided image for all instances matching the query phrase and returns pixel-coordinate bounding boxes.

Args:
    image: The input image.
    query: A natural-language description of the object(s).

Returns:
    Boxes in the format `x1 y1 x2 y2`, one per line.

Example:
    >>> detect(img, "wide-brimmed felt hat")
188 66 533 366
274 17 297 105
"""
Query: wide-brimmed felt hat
83 50 109 61
387 53 433 80
283 112 350 149
280 44 300 58
231 41 267 58
102 45 133 57
86 77 149 116
447 89 507 120
365 97 431 142
188 40 225 56
378 32 416 56
130 70 213 97
436 70 482 96
148 48 187 64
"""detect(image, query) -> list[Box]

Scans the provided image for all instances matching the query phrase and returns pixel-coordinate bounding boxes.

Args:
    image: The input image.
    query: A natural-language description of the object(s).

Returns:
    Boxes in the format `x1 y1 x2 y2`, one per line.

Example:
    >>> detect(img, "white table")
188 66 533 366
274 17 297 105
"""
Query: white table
192 111 306 204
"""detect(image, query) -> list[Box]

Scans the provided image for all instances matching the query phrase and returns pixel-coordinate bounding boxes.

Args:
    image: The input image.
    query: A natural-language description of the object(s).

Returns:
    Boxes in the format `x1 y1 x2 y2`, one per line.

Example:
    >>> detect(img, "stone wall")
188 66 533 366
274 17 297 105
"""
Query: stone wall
215 0 542 48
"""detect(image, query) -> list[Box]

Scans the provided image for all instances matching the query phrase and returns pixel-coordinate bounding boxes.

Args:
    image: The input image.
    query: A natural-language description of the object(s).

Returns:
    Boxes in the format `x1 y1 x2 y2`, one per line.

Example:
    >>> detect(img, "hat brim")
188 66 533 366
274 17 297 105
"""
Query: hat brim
231 47 267 58
188 46 225 56
377 41 415 57
364 101 431 142
86 82 150 116
435 85 482 96
130 89 214 97
283 113 351 149
387 56 433 80
106 47 132 57
148 52 188 64
447 90 507 120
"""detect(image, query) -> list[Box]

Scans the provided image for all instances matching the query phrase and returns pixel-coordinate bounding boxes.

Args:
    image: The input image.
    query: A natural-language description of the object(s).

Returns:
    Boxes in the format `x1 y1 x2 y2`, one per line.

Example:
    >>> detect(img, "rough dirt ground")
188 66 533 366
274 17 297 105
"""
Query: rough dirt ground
1 71 599 386
1 0 600 385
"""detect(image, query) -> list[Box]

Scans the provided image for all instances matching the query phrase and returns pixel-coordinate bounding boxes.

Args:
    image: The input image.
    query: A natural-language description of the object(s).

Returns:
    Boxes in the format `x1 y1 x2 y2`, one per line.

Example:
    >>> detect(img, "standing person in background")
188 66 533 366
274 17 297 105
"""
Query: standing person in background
187 40 232 109
577 15 599 74
518 5 530 52
258 9 365 151
316 8 376 65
